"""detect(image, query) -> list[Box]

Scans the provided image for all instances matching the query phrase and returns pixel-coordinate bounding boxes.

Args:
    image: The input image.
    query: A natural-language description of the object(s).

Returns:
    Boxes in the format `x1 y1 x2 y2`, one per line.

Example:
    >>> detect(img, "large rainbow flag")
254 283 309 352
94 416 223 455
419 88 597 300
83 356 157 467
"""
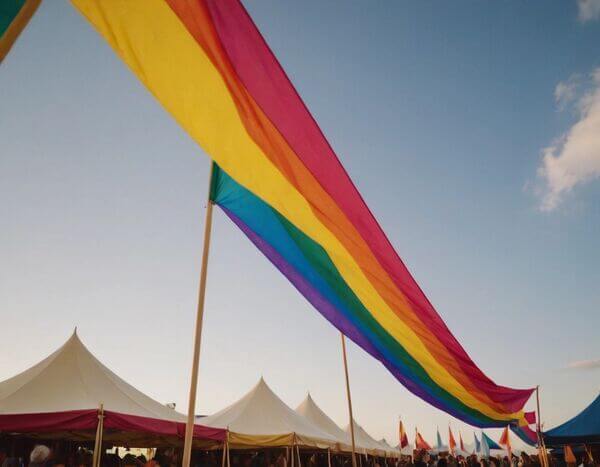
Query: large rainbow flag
5 0 535 427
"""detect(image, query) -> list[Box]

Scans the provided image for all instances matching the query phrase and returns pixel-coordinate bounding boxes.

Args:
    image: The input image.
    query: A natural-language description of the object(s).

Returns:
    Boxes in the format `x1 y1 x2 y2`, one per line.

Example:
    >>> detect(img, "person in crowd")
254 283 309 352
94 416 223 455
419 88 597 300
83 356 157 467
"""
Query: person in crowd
122 454 138 467
29 445 51 467
438 458 448 467
73 449 92 467
414 450 428 467
273 452 287 467
518 452 532 467
102 453 120 467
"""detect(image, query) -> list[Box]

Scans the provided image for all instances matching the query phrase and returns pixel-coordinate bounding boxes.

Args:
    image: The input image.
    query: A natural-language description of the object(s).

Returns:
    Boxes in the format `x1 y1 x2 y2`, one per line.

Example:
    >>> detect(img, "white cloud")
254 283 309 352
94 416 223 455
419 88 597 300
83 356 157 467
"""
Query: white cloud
554 74 580 110
537 68 600 211
566 358 600 370
577 0 600 22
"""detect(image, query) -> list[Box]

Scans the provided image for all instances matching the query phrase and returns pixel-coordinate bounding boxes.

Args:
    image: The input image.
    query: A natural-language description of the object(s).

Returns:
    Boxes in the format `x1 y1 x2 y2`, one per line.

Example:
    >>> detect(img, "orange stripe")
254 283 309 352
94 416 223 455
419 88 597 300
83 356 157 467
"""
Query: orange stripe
164 0 509 414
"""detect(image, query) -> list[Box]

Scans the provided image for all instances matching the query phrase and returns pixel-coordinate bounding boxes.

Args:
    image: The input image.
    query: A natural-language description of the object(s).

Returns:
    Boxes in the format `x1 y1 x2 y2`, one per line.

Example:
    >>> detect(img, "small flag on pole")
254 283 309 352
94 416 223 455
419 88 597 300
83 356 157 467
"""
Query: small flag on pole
449 426 457 453
473 433 481 454
399 419 409 449
499 426 512 459
564 445 576 464
481 432 490 458
416 429 432 450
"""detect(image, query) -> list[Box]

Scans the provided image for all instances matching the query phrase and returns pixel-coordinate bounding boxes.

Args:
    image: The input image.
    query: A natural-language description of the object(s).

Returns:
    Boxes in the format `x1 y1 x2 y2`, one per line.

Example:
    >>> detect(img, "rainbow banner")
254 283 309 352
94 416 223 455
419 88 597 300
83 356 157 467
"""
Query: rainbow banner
0 0 41 63
70 0 534 427
511 424 538 446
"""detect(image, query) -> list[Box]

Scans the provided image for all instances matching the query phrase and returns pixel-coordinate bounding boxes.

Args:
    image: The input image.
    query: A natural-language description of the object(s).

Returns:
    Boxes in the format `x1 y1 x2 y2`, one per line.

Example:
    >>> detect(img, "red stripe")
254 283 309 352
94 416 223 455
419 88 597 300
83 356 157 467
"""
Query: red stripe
0 409 97 432
164 0 513 416
203 0 533 411
0 410 226 441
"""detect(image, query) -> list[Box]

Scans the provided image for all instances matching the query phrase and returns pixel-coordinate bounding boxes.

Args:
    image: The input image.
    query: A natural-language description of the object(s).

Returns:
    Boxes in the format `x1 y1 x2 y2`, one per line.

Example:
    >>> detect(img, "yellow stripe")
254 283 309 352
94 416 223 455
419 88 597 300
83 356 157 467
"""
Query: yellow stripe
71 0 523 423
0 0 42 63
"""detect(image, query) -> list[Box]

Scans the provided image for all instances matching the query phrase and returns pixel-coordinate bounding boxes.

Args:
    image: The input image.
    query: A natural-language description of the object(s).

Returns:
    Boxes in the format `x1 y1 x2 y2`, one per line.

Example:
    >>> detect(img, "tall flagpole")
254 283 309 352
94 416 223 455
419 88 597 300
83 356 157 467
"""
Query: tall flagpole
535 386 549 467
341 333 358 467
182 163 216 467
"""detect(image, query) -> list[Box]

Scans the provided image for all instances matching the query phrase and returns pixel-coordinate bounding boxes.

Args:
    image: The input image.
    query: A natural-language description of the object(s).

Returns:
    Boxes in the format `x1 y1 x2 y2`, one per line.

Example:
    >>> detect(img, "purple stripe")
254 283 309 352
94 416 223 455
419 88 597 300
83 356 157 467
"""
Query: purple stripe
220 206 490 424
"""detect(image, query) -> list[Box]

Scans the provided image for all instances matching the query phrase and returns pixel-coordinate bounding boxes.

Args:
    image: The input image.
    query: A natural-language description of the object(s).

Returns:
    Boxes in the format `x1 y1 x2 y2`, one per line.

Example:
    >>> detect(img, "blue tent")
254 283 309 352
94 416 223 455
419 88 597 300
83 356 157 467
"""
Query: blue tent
544 394 600 446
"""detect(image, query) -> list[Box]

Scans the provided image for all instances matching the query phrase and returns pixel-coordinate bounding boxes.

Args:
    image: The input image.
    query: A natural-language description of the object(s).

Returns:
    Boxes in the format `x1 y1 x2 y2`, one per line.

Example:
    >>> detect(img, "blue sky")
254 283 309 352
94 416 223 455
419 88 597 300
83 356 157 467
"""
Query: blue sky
1 0 599 448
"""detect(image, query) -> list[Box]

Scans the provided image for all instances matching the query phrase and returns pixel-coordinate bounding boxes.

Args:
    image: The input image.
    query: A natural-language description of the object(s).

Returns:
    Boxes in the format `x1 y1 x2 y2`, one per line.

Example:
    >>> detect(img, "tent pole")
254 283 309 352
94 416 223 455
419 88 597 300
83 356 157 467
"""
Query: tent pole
327 448 331 467
340 333 358 467
182 162 216 467
536 386 550 467
296 444 301 467
226 437 230 467
291 441 295 467
92 403 104 467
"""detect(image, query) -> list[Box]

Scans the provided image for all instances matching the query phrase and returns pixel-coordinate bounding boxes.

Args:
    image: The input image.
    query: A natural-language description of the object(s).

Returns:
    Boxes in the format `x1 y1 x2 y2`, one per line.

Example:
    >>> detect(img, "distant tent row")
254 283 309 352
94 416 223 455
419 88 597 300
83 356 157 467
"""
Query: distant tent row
200 377 398 457
7 332 599 460
0 332 399 458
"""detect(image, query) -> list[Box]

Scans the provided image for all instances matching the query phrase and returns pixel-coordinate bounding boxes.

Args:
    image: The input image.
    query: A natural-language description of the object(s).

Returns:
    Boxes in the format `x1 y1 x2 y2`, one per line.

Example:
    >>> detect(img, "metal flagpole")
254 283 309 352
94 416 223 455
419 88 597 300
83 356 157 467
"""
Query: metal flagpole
341 333 358 467
182 163 216 467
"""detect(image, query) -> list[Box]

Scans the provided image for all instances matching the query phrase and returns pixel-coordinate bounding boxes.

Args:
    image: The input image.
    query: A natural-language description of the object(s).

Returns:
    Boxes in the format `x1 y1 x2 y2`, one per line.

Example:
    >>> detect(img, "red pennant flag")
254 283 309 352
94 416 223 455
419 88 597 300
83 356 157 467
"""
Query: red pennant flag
499 426 512 458
449 427 457 453
415 429 432 450
459 431 465 452
524 411 537 425
399 420 409 449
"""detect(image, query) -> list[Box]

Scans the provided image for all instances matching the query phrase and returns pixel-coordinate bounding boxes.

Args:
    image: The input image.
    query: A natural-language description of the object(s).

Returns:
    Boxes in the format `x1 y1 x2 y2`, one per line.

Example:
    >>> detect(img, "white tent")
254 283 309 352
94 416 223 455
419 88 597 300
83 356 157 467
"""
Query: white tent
295 393 353 451
0 330 224 446
295 393 398 458
345 420 387 457
395 442 414 455
378 438 401 457
202 378 338 449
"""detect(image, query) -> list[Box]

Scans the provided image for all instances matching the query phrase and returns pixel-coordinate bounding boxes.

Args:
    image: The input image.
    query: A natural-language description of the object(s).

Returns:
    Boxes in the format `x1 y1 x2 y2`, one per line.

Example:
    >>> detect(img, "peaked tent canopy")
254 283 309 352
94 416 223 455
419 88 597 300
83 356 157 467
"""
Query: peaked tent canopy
201 378 338 449
0 330 225 446
544 394 600 446
378 438 401 457
295 393 351 450
345 420 387 456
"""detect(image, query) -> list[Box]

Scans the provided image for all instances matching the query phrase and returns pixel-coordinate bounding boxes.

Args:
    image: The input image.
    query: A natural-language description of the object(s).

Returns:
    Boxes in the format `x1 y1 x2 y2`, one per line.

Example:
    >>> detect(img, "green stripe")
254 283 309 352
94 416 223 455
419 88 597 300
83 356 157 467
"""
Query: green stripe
275 211 502 426
0 0 25 37
212 163 509 426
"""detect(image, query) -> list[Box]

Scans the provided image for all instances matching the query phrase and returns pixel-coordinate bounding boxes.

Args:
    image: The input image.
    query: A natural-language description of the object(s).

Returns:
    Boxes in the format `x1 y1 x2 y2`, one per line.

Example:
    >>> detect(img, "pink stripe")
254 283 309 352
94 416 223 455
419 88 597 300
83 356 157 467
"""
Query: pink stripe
203 0 533 410
0 410 226 441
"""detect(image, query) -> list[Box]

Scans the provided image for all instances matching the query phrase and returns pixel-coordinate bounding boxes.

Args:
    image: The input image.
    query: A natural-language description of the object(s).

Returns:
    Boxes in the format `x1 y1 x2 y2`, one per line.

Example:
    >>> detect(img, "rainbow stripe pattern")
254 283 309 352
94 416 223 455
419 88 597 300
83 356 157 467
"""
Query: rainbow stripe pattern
71 0 534 427
0 0 41 63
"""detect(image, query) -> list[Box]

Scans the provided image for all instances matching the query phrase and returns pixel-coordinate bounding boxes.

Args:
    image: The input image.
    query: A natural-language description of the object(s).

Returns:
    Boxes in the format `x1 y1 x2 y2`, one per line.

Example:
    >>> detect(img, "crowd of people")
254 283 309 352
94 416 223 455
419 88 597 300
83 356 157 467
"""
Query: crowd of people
0 443 597 467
